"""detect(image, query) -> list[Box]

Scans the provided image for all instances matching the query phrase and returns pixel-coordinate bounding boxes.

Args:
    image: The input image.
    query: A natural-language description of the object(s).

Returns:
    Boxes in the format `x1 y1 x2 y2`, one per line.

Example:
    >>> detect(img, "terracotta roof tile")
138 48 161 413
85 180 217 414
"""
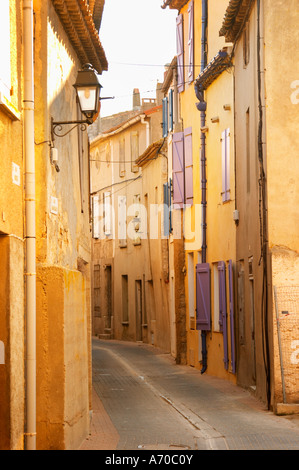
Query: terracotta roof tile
51 0 108 73
219 0 254 42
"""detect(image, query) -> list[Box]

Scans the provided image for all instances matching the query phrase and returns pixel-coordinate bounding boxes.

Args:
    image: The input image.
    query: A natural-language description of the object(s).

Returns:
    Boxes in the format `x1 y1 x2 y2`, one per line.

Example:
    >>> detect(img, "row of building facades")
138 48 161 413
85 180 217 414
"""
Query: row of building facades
0 0 298 451
89 0 299 428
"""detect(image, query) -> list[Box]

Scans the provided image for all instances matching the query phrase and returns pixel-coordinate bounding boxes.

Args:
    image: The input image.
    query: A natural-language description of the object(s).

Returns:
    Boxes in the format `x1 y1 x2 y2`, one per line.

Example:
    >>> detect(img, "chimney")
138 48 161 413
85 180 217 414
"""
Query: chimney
133 88 141 110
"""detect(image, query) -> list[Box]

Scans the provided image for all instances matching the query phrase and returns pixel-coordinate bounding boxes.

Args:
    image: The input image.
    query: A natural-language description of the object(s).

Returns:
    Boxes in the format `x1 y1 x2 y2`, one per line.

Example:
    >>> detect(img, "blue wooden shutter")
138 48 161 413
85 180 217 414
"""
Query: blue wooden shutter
176 14 184 93
196 263 211 331
162 97 168 138
218 261 229 370
188 0 194 83
228 260 236 374
221 129 230 202
184 127 193 206
169 89 174 132
172 132 185 208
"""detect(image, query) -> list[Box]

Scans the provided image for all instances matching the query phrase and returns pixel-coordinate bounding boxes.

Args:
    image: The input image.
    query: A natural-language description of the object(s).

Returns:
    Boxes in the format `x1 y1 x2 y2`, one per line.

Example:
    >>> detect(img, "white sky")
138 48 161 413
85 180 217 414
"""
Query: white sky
98 0 178 117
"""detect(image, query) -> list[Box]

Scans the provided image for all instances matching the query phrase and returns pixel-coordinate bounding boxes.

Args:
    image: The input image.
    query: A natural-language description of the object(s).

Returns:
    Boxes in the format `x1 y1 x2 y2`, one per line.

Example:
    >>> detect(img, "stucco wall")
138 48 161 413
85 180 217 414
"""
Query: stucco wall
33 1 92 448
0 0 24 450
263 0 299 405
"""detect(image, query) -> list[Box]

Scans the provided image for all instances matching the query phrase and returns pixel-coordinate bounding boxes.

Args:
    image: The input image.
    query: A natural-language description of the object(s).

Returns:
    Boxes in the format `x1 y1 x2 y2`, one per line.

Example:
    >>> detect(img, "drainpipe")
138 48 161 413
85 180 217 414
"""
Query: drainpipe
23 0 36 450
195 0 208 374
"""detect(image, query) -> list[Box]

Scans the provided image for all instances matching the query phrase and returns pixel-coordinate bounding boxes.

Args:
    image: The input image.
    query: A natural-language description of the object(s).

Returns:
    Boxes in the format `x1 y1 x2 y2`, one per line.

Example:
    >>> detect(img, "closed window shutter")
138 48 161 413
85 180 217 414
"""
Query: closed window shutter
228 260 236 374
176 14 184 93
162 97 168 138
188 0 194 83
92 194 101 239
196 263 211 331
131 131 139 173
104 191 112 236
118 195 127 246
221 129 230 202
184 127 193 206
218 261 229 370
172 132 185 208
169 89 174 132
163 182 170 237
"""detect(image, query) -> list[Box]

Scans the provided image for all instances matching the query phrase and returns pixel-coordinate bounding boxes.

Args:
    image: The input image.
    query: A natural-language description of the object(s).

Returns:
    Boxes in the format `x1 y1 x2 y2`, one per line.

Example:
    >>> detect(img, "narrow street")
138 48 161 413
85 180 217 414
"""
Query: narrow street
80 338 299 451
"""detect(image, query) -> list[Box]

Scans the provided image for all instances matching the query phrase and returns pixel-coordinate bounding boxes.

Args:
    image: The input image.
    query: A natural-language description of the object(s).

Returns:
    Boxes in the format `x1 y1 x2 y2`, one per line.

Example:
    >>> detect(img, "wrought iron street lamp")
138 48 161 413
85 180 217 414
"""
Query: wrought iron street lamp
51 63 113 140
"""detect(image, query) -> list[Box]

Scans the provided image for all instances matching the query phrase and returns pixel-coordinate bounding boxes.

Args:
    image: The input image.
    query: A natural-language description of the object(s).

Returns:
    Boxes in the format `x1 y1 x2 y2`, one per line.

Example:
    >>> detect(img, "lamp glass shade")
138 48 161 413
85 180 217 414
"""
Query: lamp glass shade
77 86 99 114
73 64 102 119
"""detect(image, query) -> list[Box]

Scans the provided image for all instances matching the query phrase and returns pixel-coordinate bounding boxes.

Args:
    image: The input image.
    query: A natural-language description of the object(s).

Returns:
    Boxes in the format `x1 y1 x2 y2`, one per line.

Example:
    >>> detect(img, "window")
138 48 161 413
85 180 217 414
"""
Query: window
221 128 230 202
163 179 172 237
162 97 168 138
196 263 211 331
92 194 101 239
243 21 250 67
188 253 195 329
118 195 127 247
122 275 129 324
119 137 125 177
103 191 112 236
213 263 220 331
188 0 194 83
176 14 184 93
168 89 174 132
94 264 101 317
246 108 250 193
132 194 141 245
131 131 139 173
172 128 193 208
162 89 174 138
0 0 11 97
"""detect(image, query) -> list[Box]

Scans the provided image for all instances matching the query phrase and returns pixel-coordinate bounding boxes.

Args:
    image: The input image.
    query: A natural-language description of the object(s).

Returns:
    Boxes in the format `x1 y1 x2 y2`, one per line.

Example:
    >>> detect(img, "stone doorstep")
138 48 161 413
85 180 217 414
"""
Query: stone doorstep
276 403 299 416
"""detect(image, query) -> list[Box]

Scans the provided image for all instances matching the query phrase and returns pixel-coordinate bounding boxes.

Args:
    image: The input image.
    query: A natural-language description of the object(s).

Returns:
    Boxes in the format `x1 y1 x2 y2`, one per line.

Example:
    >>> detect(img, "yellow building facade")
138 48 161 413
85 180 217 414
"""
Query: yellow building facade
165 0 237 381
0 0 107 450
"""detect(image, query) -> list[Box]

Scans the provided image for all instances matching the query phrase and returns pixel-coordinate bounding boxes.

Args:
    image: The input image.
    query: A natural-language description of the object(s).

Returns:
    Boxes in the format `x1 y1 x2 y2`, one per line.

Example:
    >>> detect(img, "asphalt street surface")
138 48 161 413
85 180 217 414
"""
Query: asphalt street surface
85 338 299 451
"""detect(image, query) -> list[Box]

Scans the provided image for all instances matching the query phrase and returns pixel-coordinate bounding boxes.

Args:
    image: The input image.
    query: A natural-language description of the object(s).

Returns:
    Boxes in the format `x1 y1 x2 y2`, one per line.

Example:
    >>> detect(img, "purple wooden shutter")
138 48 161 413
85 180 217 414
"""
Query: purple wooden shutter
176 14 184 93
188 0 194 83
172 132 185 208
228 260 236 374
218 261 228 370
184 127 193 206
196 263 211 331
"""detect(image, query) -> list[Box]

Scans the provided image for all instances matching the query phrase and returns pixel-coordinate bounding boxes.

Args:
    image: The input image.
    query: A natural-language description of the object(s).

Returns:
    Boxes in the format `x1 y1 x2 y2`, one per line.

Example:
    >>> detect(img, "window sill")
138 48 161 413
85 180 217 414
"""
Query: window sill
0 92 21 121
122 321 129 326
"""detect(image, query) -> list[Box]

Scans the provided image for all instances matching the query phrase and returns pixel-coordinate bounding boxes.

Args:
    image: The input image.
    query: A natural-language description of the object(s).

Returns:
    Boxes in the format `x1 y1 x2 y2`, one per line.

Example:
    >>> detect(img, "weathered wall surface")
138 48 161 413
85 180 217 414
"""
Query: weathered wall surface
0 0 24 450
263 0 299 406
33 1 92 448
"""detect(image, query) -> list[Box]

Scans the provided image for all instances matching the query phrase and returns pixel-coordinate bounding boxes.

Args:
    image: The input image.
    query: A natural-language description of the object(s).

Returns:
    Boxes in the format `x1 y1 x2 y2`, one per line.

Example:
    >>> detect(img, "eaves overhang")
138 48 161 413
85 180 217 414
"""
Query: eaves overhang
219 0 254 43
161 56 177 94
136 139 166 167
161 0 189 11
88 0 105 30
51 0 108 74
194 49 232 91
